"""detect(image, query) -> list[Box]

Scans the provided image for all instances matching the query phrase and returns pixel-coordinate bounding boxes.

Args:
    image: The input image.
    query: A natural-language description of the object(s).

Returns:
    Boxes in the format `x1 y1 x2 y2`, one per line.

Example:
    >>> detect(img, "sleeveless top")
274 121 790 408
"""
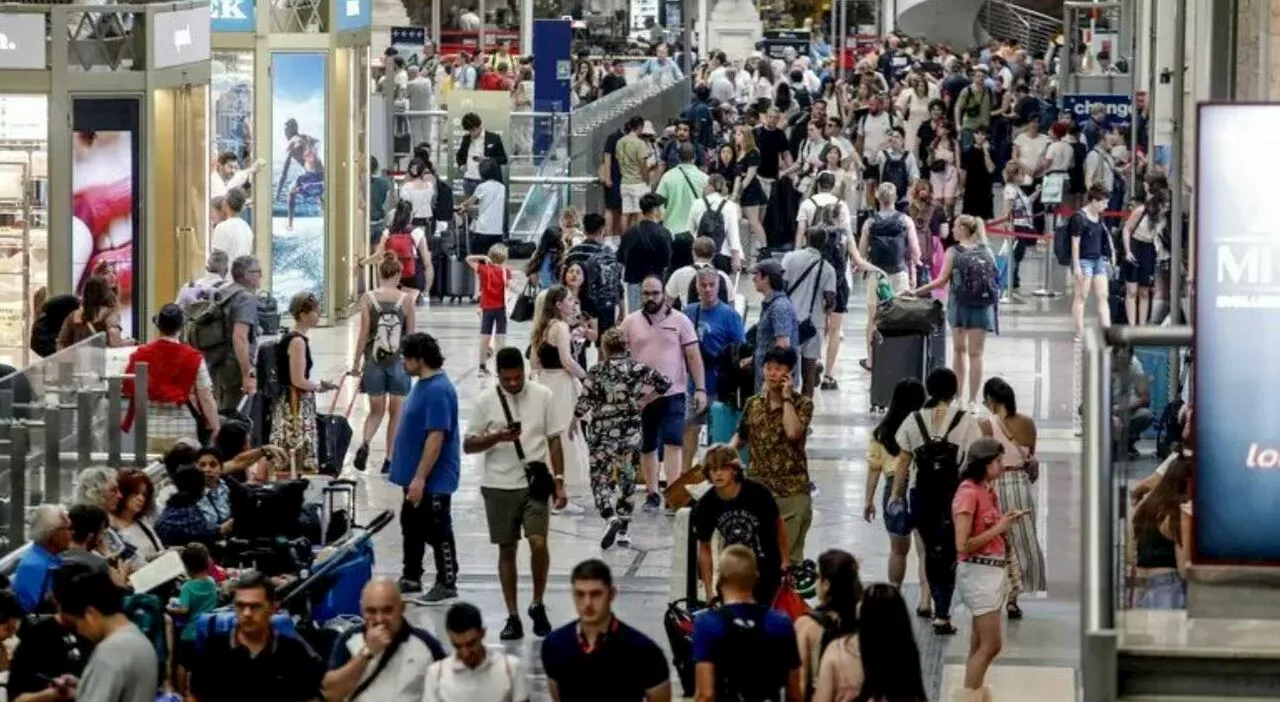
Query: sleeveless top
277 331 314 392
537 343 563 370
988 415 1028 468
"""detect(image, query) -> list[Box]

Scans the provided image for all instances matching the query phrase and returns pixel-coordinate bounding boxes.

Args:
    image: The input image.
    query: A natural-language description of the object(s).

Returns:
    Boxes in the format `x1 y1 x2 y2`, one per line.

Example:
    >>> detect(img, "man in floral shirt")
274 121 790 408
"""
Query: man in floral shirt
732 347 814 570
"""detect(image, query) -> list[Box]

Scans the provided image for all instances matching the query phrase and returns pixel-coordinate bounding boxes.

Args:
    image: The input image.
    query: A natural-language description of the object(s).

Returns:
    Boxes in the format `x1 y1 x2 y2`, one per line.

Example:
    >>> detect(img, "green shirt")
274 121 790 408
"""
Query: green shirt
177 577 219 641
369 175 393 222
656 165 708 235
615 133 651 186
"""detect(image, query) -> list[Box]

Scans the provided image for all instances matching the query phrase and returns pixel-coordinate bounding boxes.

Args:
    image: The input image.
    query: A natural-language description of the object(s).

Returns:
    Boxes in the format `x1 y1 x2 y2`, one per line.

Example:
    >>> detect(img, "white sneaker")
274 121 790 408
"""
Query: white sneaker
553 501 586 516
616 530 632 547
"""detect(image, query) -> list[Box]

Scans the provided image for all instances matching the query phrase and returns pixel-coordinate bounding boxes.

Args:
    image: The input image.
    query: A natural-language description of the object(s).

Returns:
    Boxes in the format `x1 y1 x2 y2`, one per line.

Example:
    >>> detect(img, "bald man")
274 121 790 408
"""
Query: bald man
323 578 446 701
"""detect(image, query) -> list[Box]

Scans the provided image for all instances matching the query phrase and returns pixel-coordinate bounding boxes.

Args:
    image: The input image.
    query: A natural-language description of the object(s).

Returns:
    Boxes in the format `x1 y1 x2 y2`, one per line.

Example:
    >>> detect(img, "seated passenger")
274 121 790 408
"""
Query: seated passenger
12 504 70 613
156 467 228 548
1112 346 1152 458
110 468 164 570
72 466 130 560
64 503 129 588
195 447 234 536
322 578 446 701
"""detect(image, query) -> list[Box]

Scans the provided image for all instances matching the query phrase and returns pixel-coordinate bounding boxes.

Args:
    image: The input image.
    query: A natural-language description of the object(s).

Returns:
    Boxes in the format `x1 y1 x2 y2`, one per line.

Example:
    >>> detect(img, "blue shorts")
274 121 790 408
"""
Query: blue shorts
641 394 686 453
1079 257 1110 278
481 308 508 335
948 302 996 332
883 483 916 537
361 359 411 396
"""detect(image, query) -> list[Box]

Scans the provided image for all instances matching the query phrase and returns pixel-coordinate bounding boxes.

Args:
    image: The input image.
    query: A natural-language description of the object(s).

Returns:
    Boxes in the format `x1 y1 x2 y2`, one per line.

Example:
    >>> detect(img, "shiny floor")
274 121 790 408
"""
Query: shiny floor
303 251 1083 701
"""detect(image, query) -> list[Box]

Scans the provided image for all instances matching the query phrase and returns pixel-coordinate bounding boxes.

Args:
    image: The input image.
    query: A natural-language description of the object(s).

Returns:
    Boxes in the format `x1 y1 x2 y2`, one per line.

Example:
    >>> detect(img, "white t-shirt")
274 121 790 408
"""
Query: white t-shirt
424 651 527 702
1013 132 1052 184
469 381 563 490
464 137 485 180
210 217 253 262
894 404 984 489
796 192 852 233
1045 140 1074 172
400 180 436 220
686 194 743 257
858 112 895 158
472 180 506 236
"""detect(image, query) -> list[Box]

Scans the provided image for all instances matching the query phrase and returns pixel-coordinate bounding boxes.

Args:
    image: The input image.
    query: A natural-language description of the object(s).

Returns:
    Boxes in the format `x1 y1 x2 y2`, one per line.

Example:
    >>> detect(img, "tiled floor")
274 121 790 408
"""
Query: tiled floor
301 251 1083 700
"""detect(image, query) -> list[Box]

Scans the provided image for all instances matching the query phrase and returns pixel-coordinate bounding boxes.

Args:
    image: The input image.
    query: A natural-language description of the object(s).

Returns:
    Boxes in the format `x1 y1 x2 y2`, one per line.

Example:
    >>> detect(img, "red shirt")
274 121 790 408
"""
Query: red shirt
477 262 510 310
478 72 511 91
952 479 1006 560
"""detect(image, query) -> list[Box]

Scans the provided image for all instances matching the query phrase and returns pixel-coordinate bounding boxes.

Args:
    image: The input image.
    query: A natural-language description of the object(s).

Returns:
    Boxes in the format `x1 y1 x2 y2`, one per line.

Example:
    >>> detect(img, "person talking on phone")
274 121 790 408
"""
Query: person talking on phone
464 347 568 642
951 437 1030 702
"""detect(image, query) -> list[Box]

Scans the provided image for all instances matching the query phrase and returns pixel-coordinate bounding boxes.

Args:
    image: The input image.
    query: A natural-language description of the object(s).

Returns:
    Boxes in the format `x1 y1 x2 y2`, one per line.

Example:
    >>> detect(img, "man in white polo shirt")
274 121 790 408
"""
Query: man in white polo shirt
322 578 446 701
425 602 529 702
464 347 567 642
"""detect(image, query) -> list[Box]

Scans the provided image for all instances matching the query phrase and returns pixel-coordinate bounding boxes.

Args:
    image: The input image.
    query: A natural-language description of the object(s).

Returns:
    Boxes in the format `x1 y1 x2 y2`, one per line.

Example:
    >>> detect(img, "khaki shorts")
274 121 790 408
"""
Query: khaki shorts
866 271 911 308
620 183 650 215
481 486 549 545
776 492 813 565
212 359 246 411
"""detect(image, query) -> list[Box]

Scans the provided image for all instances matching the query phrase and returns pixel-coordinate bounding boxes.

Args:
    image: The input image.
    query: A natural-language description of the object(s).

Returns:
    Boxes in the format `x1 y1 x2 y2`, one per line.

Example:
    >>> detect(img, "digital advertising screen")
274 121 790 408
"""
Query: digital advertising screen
72 98 140 339
1194 103 1280 564
270 52 326 311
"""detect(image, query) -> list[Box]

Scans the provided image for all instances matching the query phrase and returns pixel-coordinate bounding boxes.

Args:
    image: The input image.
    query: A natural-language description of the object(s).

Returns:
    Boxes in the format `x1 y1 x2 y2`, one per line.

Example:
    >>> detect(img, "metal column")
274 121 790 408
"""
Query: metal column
1081 325 1117 702
1167 0 1186 329
7 426 27 552
132 363 149 468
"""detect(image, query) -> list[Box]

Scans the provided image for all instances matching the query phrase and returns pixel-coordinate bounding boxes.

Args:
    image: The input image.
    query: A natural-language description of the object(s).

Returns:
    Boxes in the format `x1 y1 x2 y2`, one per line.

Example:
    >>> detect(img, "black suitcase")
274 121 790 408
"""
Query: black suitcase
927 322 947 373
870 333 929 412
254 338 281 445
314 377 357 476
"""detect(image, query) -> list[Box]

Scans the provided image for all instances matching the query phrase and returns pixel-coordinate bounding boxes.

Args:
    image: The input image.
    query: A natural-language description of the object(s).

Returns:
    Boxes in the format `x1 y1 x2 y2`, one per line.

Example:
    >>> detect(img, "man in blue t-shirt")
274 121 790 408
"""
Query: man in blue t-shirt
692 545 801 702
682 267 745 470
389 332 461 602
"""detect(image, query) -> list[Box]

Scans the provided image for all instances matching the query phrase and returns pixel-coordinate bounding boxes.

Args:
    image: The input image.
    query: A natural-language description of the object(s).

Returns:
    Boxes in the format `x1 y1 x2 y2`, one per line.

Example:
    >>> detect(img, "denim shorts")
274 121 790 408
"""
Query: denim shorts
1135 572 1186 610
882 482 916 537
361 359 411 396
641 394 687 452
1079 257 1110 278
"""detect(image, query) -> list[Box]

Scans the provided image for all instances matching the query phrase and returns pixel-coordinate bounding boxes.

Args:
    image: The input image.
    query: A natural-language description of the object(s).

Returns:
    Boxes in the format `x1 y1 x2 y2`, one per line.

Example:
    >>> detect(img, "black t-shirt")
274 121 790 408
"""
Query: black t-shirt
753 126 789 180
601 73 627 96
692 479 782 572
616 220 673 284
603 130 623 187
190 630 325 702
541 618 670 701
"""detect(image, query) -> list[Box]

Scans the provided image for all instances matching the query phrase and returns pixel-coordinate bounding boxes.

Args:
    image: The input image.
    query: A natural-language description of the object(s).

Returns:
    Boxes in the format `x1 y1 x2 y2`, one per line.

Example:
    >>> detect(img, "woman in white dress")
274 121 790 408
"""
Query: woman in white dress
896 74 936 155
530 285 590 515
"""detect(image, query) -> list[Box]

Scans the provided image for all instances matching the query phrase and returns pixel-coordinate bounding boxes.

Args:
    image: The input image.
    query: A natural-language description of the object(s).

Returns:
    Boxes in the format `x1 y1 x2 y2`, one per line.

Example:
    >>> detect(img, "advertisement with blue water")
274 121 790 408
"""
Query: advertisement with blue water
1194 103 1280 564
271 52 327 310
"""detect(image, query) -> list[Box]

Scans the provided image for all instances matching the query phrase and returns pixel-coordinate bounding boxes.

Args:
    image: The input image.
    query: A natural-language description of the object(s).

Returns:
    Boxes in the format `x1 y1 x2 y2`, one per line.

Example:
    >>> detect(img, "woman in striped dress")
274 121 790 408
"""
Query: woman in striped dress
981 377 1046 618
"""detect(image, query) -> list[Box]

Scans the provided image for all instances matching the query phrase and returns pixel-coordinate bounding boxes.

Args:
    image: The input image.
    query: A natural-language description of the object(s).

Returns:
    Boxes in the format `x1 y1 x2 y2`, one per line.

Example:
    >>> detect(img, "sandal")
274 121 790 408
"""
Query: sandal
1006 601 1023 620
915 606 933 619
932 619 957 635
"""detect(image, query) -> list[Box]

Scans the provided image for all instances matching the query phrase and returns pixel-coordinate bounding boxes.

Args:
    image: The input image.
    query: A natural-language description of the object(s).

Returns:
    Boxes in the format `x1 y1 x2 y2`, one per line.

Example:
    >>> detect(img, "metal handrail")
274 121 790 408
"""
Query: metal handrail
508 176 599 185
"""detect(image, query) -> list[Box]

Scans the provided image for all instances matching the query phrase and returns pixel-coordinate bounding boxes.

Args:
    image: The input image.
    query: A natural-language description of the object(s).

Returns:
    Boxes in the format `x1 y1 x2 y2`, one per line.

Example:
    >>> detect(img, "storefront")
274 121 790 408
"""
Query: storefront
0 3 208 359
212 0 372 322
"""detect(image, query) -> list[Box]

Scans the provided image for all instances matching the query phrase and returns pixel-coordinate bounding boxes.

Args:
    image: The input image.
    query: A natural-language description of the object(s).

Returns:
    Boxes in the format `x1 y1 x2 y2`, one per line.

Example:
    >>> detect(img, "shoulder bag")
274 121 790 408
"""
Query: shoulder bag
495 387 555 501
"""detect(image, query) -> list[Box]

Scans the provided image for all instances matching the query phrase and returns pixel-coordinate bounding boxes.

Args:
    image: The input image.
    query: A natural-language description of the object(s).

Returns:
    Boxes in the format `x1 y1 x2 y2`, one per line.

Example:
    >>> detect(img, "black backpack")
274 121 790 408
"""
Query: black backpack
697 196 729 253
867 211 907 274
712 604 788 702
911 410 966 514
879 155 910 202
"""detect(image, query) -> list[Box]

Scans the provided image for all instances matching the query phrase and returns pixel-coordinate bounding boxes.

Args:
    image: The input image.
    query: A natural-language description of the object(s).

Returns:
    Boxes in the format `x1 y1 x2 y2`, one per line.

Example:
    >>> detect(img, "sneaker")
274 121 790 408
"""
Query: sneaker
528 603 552 637
398 577 423 594
499 615 524 641
820 376 838 391
552 501 586 516
600 517 623 549
642 492 661 514
353 444 370 472
616 522 631 547
422 582 458 604
380 458 391 474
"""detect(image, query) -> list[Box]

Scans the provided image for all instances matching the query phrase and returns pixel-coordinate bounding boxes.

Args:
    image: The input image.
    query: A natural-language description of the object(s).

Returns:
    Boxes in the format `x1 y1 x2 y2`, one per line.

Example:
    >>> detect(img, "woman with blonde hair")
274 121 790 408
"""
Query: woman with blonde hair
559 207 584 247
731 125 768 256
349 251 415 473
908 215 998 410
531 285 590 514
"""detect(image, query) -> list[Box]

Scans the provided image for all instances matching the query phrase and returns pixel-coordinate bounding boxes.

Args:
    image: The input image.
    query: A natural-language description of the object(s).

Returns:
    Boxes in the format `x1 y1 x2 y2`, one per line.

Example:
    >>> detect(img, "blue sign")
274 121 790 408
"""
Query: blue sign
532 19 572 161
390 26 424 45
335 0 370 32
211 0 255 32
1062 93 1133 134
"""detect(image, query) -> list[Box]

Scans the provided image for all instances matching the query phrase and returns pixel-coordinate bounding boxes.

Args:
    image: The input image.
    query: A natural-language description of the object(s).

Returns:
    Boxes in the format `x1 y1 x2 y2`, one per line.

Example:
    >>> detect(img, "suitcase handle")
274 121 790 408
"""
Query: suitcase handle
326 375 359 418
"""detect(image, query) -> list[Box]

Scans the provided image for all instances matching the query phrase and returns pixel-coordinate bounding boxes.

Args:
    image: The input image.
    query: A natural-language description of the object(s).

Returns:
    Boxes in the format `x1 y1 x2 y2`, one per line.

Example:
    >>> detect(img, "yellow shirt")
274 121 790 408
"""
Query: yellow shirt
866 438 899 477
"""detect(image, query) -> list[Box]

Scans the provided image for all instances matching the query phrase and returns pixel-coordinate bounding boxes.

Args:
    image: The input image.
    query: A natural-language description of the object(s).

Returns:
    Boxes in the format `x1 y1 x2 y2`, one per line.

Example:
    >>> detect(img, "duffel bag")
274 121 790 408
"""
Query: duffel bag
876 295 944 336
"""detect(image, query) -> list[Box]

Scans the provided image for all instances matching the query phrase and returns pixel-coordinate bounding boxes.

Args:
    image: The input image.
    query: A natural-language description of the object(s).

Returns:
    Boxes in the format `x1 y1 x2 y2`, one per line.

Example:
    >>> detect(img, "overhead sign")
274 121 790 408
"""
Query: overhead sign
335 0 370 32
762 29 809 60
0 14 47 69
152 7 210 68
211 0 256 33
1062 93 1133 134
1194 103 1280 564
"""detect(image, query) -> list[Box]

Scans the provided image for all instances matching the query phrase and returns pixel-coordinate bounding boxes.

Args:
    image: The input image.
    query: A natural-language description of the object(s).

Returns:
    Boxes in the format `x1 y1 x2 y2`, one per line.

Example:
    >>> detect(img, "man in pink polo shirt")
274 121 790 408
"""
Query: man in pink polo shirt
620 274 708 512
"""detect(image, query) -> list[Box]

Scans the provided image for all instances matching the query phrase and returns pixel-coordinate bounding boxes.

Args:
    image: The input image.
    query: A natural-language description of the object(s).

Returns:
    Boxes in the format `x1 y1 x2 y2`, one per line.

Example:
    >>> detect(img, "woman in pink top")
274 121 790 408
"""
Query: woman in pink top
951 437 1030 702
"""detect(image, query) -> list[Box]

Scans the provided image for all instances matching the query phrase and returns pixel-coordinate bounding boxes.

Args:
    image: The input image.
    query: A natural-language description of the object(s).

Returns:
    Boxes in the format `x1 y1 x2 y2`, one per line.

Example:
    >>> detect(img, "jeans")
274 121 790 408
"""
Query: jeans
400 492 458 586
1136 572 1186 609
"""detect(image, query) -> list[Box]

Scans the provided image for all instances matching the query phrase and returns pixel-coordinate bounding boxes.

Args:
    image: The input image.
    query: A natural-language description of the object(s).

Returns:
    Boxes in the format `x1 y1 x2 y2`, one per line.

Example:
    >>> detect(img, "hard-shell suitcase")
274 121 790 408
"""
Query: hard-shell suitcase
315 376 357 476
870 333 929 412
445 222 476 303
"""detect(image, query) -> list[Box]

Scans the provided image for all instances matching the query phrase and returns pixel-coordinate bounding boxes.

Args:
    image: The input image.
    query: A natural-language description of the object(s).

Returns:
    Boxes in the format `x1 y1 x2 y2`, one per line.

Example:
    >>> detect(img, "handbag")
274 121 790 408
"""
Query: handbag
495 386 555 502
510 282 537 323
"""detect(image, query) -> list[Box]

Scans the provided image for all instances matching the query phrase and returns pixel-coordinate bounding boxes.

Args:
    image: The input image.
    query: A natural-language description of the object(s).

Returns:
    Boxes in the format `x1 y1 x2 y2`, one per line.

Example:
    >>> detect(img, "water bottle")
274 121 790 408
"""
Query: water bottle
886 498 905 518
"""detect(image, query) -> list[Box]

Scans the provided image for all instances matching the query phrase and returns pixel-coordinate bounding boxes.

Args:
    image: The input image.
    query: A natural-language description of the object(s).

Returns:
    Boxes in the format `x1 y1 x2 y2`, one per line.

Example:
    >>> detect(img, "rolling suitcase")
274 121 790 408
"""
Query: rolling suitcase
869 333 929 412
254 337 282 445
315 376 357 476
445 223 476 303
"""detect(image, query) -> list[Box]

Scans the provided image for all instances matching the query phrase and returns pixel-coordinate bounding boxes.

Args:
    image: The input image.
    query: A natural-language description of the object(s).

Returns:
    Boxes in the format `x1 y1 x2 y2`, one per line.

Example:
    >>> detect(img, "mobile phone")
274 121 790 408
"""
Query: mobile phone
508 421 522 434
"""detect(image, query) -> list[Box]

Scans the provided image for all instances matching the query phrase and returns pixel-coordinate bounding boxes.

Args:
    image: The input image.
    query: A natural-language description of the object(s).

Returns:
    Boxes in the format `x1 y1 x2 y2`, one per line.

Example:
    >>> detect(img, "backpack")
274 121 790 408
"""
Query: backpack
712 605 787 702
385 231 417 277
367 292 406 363
183 283 249 366
867 211 907 274
30 294 80 358
879 154 910 202
792 83 812 112
586 248 624 308
952 246 1000 307
697 196 729 253
122 593 168 686
911 410 966 514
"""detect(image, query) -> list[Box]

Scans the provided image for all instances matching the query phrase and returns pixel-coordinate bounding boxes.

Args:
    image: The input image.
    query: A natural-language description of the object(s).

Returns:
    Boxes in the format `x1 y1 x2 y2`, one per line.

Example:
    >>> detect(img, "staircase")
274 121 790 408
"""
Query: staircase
977 0 1062 56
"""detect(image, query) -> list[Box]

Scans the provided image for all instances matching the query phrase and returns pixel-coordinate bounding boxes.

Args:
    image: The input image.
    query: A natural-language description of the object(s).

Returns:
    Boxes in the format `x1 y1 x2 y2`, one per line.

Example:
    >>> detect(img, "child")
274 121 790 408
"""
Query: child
573 328 671 549
466 243 518 376
168 542 219 690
